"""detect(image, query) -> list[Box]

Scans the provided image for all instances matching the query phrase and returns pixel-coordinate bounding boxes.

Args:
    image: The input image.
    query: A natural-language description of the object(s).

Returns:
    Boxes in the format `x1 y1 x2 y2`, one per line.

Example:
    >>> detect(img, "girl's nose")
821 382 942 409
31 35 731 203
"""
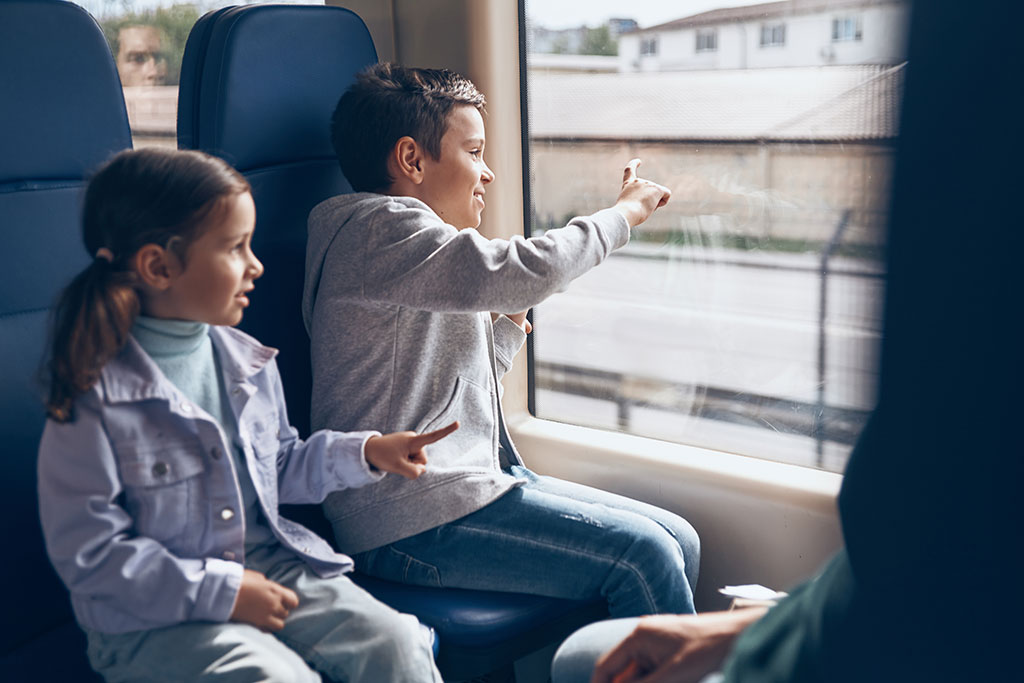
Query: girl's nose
249 253 264 280
481 163 495 184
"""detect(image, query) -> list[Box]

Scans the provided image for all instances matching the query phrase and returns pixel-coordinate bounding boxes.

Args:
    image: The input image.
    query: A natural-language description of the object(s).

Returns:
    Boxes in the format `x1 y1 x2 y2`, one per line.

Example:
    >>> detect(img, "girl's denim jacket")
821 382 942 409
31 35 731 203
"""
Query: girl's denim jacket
37 326 382 634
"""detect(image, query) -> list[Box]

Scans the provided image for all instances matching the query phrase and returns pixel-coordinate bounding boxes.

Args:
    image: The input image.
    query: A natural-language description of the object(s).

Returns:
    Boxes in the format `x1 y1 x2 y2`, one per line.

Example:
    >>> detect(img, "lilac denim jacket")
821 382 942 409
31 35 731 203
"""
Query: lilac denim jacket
37 326 381 634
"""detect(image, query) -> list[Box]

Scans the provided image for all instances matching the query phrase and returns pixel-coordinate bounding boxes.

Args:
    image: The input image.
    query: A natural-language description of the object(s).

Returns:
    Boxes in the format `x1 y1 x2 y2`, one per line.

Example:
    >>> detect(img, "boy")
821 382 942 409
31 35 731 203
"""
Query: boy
302 63 699 618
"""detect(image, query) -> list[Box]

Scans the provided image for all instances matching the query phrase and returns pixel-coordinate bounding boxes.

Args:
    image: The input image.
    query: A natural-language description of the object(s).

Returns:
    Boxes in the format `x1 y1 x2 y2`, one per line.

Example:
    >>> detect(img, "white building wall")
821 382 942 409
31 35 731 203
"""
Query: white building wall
619 2 908 72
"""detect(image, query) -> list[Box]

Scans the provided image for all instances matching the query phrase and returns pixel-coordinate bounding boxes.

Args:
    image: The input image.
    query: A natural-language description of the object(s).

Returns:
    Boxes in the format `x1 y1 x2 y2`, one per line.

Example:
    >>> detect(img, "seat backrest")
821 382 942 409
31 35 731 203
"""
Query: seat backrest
0 0 132 655
177 4 377 436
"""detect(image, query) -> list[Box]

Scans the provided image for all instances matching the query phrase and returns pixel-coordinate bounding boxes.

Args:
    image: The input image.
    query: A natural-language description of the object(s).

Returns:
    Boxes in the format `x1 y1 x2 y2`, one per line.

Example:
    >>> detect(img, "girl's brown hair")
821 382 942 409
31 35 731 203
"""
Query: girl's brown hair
45 148 250 422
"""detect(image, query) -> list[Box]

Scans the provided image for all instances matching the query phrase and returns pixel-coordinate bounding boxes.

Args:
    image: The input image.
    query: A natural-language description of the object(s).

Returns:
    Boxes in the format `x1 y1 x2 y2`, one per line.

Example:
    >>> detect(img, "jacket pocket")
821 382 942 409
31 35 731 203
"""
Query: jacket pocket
117 441 205 543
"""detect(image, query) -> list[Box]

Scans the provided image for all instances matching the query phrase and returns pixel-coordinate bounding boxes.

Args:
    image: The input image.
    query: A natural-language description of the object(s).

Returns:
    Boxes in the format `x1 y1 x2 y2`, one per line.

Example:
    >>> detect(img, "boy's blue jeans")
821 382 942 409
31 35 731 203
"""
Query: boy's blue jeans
354 466 699 618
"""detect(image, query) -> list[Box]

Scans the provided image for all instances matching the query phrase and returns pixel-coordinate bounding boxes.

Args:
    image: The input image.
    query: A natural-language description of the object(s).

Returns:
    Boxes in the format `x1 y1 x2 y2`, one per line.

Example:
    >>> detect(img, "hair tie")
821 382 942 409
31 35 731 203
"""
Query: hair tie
95 247 114 263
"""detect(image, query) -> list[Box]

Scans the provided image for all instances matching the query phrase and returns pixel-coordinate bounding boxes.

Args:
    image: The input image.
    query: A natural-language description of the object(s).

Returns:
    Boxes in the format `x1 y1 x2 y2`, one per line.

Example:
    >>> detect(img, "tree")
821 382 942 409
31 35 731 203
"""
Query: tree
581 25 618 56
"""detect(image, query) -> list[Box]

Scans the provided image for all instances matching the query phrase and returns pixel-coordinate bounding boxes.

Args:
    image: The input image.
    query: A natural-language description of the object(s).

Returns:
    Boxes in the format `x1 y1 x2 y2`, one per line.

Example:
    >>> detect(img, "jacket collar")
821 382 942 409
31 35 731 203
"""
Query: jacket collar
99 325 278 405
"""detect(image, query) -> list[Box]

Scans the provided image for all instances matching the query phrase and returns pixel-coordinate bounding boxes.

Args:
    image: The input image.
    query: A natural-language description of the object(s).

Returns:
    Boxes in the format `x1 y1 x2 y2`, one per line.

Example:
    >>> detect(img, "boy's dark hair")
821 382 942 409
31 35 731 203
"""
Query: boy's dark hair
331 62 486 193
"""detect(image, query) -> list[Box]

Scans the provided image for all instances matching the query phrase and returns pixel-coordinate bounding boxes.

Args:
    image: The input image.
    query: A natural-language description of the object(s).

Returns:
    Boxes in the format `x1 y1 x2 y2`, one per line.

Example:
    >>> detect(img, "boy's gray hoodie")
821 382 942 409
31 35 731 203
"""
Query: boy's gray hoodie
302 193 630 554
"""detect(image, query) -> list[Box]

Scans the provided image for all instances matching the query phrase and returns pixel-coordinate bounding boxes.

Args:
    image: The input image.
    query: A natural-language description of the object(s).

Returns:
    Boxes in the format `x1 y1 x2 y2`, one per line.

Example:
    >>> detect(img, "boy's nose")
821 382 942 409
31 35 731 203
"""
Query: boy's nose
481 163 495 183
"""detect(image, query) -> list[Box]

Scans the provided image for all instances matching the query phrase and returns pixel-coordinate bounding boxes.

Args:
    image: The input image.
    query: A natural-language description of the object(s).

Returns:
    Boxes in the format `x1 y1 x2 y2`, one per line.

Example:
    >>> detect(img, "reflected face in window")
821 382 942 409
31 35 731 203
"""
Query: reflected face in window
116 25 168 86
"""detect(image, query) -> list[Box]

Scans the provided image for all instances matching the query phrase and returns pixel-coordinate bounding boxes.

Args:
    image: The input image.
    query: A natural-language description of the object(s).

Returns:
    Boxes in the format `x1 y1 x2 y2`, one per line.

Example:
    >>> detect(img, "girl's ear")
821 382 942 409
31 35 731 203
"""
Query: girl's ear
391 136 425 185
133 243 179 291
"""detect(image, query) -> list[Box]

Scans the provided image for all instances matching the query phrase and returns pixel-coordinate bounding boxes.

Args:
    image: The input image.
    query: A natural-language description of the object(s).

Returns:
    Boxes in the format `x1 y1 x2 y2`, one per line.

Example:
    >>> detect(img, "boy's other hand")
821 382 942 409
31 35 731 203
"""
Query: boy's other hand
365 421 459 479
230 569 299 632
492 311 532 334
613 159 671 228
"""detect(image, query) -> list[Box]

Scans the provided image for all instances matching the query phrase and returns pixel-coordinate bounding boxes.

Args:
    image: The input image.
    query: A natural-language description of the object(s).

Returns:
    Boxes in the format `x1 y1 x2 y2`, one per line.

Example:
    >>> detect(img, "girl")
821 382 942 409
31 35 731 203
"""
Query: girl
38 148 454 683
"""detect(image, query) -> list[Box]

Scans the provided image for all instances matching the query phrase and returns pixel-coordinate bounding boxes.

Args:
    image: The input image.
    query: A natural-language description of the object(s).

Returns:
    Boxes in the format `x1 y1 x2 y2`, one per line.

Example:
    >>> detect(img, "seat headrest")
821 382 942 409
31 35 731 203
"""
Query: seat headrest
0 0 131 185
177 4 377 171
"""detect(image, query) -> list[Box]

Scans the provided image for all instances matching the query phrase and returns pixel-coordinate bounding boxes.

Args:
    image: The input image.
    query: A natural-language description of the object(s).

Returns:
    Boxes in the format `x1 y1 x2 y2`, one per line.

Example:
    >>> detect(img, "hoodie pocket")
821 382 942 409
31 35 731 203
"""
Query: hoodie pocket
418 376 496 467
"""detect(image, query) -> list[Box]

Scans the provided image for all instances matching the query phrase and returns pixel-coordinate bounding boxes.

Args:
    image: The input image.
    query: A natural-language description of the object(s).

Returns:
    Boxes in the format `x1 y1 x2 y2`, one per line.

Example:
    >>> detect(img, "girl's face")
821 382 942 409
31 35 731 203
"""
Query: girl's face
155 191 262 326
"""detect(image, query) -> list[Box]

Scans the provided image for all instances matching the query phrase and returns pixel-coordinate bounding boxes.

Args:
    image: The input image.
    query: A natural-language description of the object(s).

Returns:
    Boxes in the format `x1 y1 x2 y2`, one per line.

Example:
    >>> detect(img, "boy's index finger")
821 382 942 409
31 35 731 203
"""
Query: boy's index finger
623 158 642 184
412 421 459 448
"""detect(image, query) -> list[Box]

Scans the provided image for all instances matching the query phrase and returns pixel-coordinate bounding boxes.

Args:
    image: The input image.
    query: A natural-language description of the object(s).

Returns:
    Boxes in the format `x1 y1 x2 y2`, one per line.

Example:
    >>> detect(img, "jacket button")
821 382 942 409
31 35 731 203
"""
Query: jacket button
152 462 168 477
222 550 236 561
220 507 235 521
211 446 222 460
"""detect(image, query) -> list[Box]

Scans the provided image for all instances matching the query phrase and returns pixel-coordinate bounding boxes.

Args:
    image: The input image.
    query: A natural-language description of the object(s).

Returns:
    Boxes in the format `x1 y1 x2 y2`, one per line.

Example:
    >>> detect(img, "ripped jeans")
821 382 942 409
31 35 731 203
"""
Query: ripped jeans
353 466 699 618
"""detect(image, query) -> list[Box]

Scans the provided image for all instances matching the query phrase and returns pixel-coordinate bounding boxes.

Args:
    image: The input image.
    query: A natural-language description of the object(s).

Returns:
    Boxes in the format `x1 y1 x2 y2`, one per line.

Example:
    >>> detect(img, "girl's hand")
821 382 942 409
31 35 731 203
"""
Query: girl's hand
230 569 299 632
365 421 459 479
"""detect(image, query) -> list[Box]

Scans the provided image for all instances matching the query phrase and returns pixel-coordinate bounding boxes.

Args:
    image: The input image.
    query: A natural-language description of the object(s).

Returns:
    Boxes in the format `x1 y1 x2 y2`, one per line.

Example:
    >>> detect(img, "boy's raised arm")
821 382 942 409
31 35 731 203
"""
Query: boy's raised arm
353 159 671 314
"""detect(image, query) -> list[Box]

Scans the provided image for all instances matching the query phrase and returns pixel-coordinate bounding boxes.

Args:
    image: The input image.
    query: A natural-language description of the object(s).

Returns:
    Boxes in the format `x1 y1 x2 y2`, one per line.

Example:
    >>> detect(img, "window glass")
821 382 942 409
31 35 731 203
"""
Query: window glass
72 1 321 148
832 16 864 42
523 0 910 472
696 29 717 53
760 23 786 47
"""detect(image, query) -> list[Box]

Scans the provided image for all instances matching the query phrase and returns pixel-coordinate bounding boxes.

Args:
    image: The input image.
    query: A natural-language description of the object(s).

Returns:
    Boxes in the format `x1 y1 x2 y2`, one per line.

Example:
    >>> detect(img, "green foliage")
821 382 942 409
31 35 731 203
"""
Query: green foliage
100 4 200 86
580 25 618 56
550 35 570 55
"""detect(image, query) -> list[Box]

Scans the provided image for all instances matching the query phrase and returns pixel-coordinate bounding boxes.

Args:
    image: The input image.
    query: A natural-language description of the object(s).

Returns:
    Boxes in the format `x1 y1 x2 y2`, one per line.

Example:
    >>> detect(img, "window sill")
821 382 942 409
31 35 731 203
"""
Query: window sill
506 412 842 515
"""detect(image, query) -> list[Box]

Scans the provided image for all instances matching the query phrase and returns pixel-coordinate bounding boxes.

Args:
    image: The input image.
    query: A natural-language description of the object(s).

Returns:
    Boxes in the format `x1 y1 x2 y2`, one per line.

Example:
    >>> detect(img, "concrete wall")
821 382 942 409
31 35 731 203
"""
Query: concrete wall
529 140 894 248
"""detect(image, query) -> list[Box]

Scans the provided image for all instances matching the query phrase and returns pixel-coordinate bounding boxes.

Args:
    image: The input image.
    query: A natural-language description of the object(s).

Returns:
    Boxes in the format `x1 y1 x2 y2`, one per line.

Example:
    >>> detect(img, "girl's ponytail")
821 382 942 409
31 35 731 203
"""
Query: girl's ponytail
46 254 139 421
43 148 249 422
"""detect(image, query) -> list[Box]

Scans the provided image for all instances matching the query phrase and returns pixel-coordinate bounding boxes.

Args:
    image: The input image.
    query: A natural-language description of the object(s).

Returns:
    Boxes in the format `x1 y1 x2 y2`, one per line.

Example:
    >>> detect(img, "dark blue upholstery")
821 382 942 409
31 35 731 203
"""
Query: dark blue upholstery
177 3 374 435
177 5 605 679
0 1 130 679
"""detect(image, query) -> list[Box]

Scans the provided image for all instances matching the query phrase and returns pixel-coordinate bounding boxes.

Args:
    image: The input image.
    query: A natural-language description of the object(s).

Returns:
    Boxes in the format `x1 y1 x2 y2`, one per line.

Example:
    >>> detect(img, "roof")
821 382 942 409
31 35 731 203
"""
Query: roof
527 64 904 142
527 53 620 73
630 0 906 33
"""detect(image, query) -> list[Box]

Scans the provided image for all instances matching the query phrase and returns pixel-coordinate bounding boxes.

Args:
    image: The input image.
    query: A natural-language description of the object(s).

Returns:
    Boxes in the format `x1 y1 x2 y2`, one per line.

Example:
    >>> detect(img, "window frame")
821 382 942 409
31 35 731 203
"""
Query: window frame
696 27 718 53
640 35 659 56
516 1 894 477
831 15 863 42
760 22 787 47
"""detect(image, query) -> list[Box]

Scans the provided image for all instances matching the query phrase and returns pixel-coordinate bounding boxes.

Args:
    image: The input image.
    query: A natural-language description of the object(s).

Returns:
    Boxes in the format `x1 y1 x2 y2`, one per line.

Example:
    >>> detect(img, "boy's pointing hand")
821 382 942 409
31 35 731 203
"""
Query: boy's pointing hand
614 158 671 228
365 421 459 479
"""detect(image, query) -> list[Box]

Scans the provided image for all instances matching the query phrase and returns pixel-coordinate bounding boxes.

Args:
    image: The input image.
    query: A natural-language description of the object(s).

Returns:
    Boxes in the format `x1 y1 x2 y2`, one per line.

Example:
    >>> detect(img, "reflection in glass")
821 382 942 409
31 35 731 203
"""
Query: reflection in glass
524 0 910 471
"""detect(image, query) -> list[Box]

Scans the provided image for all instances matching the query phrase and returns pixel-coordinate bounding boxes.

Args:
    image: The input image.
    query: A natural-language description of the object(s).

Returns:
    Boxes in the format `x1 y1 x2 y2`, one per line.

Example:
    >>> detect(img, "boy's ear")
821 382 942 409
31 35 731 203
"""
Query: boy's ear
133 243 180 291
390 136 425 185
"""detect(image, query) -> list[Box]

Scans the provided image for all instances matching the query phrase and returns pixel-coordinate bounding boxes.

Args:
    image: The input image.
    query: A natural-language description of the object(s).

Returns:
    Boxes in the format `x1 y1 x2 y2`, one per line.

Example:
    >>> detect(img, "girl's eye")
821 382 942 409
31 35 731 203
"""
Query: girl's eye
470 149 481 158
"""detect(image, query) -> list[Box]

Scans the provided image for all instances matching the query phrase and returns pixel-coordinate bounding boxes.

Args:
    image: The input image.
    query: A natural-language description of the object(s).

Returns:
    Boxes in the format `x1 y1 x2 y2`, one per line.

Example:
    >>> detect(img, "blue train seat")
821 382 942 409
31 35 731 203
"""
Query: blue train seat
0 1 130 680
177 4 605 680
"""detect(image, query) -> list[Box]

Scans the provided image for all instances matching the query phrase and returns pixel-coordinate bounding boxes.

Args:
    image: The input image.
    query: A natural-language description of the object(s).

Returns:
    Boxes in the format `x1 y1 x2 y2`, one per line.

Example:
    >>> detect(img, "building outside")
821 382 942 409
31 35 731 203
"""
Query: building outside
618 0 909 72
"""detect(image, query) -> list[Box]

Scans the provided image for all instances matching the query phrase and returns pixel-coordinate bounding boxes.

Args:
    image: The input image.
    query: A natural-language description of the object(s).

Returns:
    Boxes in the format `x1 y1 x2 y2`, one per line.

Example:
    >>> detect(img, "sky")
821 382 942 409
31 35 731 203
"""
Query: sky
77 1 768 27
525 0 767 30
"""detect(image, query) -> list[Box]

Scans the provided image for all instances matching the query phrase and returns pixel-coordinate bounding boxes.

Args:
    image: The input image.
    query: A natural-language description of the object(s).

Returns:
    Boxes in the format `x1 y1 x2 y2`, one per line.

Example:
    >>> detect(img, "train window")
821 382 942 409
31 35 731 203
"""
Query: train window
72 1 320 148
522 0 910 472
